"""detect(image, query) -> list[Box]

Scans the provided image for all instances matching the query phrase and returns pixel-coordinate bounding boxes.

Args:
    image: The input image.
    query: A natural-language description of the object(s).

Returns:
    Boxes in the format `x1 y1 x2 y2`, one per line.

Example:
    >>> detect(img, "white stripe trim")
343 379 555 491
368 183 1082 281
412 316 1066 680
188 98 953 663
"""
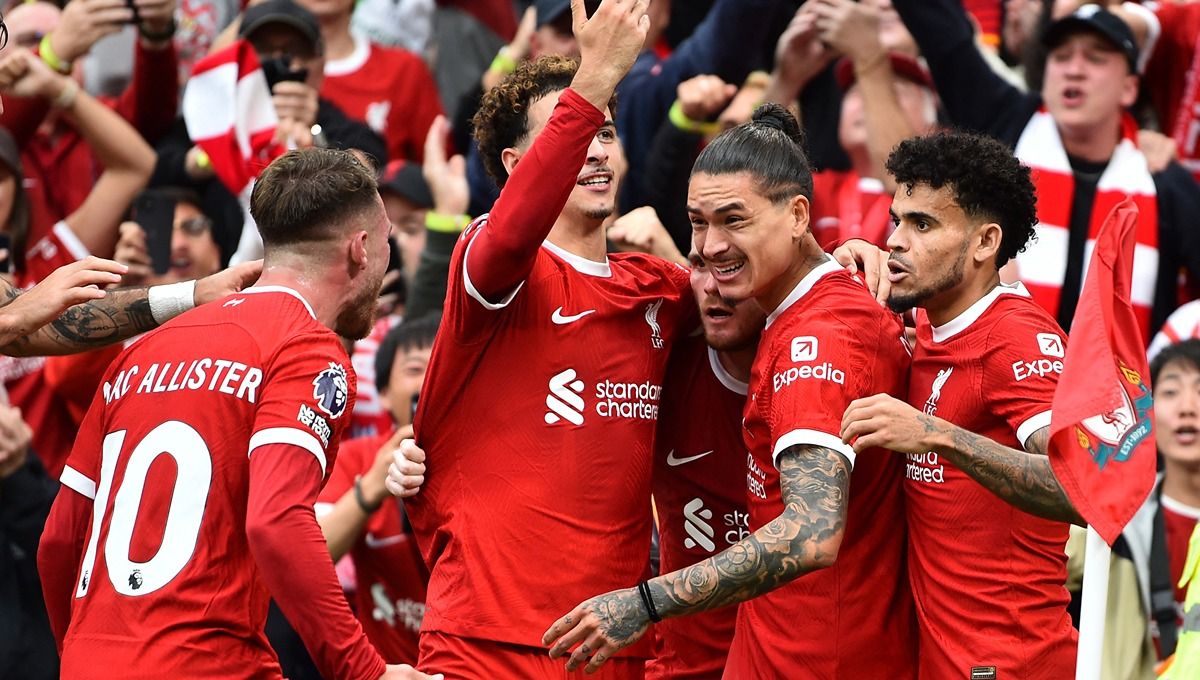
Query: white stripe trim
1016 410 1053 449
773 428 856 469
324 33 371 77
1161 494 1200 521
52 221 91 261
462 235 524 310
248 427 327 477
60 465 97 500
707 347 748 396
765 258 844 328
240 286 317 319
930 282 1031 343
542 239 612 278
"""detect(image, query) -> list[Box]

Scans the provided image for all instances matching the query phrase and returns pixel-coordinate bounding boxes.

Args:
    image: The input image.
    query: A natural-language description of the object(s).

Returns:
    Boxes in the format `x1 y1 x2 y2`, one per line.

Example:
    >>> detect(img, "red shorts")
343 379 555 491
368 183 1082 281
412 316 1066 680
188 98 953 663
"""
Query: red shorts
419 631 646 680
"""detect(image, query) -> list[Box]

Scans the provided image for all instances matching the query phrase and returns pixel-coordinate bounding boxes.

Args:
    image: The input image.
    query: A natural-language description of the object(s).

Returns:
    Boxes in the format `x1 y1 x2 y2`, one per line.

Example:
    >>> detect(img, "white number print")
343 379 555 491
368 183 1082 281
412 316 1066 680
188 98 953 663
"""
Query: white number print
76 421 213 598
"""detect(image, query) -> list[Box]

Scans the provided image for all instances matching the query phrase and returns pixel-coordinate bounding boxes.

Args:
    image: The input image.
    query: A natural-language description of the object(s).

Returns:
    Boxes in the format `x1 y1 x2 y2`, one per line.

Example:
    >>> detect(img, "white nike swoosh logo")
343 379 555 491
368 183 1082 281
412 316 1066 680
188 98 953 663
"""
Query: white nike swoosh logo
666 450 714 467
552 307 596 325
364 533 404 549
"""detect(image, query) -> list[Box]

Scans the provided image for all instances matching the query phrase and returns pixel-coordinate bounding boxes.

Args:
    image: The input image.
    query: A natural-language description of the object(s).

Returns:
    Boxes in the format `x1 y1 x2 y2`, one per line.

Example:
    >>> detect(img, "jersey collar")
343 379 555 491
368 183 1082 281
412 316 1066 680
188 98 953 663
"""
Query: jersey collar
765 257 843 329
240 285 317 319
930 281 1031 343
542 239 612 278
707 346 748 396
324 32 371 77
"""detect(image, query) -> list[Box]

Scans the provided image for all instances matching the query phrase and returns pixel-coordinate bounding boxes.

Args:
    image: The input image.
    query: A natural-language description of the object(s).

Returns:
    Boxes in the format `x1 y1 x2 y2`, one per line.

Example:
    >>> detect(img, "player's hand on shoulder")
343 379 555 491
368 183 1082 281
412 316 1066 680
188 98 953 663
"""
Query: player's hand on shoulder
840 393 942 455
9 256 127 327
379 663 443 680
543 587 650 674
830 238 890 304
386 437 426 498
193 260 264 306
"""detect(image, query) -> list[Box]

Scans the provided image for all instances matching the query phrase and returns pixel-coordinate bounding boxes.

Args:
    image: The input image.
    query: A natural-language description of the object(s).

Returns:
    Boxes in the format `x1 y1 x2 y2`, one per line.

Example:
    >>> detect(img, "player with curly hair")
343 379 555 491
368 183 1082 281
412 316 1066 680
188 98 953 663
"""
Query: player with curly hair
840 130 1082 679
398 1 696 678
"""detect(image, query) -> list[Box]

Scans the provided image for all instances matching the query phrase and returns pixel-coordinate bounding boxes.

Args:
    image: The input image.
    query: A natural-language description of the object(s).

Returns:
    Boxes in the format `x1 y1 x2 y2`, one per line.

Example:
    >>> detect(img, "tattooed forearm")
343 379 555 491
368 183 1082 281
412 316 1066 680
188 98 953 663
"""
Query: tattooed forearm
648 445 850 618
2 289 159 356
934 425 1083 525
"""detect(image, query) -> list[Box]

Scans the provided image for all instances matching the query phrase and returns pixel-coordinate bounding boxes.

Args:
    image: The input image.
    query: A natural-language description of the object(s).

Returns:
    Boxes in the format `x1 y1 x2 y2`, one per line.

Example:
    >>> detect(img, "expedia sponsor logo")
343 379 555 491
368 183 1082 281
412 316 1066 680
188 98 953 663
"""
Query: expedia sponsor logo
1012 357 1063 381
773 362 846 391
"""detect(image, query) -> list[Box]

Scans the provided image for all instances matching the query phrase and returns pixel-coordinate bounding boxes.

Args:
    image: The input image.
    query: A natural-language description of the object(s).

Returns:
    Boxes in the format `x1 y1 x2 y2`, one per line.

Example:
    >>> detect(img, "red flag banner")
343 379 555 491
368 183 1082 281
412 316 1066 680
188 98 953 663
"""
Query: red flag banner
1048 199 1156 545
181 40 285 195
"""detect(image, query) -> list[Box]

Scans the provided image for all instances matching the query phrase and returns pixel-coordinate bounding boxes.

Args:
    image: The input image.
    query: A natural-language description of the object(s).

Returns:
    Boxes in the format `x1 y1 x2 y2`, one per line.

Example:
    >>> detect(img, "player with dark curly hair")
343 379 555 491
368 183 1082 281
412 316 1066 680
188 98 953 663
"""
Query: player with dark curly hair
840 130 1082 679
397 1 697 678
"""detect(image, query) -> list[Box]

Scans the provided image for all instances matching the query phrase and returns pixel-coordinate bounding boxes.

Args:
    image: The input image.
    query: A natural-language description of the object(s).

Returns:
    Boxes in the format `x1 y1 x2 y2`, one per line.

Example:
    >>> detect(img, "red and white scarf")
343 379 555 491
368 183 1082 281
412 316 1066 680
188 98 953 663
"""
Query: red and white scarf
1013 108 1159 338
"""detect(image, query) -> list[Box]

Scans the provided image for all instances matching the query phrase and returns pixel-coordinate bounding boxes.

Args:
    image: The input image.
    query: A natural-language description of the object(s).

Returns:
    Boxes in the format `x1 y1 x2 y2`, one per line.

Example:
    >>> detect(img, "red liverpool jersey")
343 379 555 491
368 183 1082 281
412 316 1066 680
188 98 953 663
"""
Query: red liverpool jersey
727 259 917 679
56 286 358 679
321 36 444 163
409 225 692 655
648 335 749 680
906 282 1076 679
317 431 428 664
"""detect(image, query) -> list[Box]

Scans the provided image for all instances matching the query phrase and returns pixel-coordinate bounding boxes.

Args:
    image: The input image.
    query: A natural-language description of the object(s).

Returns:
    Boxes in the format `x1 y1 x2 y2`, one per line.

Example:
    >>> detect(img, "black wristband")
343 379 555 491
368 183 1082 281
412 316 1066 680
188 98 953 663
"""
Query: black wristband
637 581 661 623
353 475 383 514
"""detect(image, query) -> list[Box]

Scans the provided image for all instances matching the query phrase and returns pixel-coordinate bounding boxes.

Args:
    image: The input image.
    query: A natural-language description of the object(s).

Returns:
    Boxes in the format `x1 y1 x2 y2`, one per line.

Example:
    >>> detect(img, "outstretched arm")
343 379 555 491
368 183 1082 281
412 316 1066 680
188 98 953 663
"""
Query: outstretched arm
0 260 261 357
542 445 850 672
841 394 1082 524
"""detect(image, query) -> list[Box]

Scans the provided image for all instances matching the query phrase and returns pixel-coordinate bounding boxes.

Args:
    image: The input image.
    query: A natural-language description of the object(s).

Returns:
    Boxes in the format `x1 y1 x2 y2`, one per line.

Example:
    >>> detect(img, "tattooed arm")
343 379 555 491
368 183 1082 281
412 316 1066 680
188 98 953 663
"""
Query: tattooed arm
840 393 1083 525
542 445 850 672
0 259 262 357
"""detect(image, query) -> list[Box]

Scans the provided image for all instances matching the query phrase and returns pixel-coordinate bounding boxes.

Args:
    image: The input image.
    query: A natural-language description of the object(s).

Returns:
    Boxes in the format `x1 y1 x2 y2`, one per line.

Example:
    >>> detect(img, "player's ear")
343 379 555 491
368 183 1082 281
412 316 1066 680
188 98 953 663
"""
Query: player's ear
789 194 811 240
501 147 522 177
974 222 1002 266
349 229 370 269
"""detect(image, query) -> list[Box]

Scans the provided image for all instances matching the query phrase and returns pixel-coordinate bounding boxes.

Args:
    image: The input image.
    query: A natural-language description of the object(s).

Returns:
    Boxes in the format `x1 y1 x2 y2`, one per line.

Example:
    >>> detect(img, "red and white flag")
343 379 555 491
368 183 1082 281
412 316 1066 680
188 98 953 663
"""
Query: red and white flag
1048 199 1156 545
182 40 285 195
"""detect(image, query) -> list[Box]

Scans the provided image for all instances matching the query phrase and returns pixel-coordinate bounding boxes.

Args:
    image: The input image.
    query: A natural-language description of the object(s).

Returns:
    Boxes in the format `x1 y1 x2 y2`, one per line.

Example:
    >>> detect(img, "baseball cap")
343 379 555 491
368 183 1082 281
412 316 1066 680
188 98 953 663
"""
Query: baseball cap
835 53 936 92
239 0 321 51
0 128 21 176
1042 4 1138 73
378 160 434 209
534 0 599 29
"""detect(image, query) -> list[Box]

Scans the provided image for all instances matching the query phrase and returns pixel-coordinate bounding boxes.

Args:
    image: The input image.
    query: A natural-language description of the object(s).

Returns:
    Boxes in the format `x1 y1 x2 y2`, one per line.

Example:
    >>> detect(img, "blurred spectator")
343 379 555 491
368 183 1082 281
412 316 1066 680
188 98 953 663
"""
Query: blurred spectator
317 314 440 664
351 0 434 57
297 0 443 163
2 0 177 241
427 0 518 120
43 187 230 423
894 0 1200 340
379 160 435 286
152 0 386 265
0 401 55 680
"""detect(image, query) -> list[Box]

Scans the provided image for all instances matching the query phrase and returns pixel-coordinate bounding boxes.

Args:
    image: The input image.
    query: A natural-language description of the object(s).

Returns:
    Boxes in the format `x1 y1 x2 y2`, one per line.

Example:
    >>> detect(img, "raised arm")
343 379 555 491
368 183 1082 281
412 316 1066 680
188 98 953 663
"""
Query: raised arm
840 394 1083 524
542 445 850 672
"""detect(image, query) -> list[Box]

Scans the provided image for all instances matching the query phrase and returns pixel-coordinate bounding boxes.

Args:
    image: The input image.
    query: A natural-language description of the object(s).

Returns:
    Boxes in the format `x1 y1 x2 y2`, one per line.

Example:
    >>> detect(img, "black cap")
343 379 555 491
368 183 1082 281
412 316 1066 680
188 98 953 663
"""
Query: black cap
239 0 321 51
534 0 598 29
1043 4 1138 73
378 160 434 209
0 128 21 176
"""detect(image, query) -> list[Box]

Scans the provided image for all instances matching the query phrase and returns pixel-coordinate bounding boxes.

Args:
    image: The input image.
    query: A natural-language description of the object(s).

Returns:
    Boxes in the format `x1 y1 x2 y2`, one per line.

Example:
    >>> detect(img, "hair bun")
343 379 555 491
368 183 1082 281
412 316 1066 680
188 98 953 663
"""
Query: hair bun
751 103 804 146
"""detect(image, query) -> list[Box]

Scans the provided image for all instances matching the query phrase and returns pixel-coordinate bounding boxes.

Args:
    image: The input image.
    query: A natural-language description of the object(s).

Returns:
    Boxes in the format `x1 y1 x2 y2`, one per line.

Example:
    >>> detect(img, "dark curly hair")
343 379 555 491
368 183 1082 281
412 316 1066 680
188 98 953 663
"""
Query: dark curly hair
691 102 813 204
472 56 619 189
886 131 1038 268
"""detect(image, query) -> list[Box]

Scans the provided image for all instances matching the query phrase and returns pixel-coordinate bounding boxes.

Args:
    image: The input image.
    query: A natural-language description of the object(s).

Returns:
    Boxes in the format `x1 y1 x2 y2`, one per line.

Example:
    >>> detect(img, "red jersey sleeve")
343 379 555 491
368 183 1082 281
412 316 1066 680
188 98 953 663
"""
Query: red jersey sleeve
763 318 869 468
980 312 1065 449
247 333 357 480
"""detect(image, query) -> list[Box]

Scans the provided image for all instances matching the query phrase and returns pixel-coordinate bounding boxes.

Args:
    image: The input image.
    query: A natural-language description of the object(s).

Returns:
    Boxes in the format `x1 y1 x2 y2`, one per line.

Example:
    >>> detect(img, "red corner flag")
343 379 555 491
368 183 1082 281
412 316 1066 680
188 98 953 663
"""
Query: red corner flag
1048 199 1156 545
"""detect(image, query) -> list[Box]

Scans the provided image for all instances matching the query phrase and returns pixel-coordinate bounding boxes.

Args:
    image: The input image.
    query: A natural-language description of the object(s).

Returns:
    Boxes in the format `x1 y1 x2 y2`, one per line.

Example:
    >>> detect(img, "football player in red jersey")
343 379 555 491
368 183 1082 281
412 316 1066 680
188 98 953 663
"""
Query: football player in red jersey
840 131 1082 679
396 1 697 677
37 148 439 680
544 104 916 678
646 250 762 680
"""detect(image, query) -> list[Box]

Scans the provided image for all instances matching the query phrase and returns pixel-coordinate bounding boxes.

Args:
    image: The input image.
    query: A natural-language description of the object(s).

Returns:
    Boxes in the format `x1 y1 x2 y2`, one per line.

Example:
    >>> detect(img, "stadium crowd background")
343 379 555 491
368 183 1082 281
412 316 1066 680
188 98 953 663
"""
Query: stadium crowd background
3 0 1200 677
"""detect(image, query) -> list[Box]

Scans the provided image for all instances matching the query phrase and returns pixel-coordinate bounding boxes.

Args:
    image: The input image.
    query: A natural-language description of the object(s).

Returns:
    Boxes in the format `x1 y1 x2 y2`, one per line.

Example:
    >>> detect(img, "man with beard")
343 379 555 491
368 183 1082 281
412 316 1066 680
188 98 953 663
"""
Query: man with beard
647 250 763 679
37 149 436 680
840 131 1082 680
